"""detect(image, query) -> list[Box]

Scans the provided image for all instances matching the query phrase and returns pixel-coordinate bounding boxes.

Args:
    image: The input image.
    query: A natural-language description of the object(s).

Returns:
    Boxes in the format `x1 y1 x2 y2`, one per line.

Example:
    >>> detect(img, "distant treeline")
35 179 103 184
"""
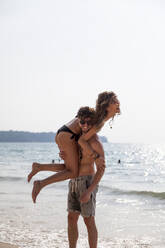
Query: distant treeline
0 130 108 143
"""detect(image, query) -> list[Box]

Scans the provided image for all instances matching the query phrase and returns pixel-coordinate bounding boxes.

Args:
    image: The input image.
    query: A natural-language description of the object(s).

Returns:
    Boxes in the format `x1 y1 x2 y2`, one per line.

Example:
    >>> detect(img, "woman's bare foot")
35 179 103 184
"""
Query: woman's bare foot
32 180 42 203
27 163 40 182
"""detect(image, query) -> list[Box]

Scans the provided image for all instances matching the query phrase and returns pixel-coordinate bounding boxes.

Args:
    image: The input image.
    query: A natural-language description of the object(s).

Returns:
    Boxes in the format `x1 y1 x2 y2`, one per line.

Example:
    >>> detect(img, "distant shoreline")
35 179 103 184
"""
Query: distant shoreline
0 130 108 143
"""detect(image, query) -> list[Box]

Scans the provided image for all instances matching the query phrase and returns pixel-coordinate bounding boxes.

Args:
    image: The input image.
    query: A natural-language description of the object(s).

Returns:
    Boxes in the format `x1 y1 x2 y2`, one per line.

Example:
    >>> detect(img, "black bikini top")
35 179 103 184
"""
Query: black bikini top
57 125 81 141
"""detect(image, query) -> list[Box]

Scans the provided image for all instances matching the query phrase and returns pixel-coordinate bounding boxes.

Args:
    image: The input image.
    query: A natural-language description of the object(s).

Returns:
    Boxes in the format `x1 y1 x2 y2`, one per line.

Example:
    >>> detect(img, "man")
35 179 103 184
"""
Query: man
62 107 105 248
28 106 105 248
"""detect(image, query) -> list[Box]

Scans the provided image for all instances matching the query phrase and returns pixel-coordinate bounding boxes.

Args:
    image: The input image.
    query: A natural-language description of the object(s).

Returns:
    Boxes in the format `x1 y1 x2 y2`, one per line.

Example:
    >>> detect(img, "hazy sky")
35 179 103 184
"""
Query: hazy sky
1 0 165 143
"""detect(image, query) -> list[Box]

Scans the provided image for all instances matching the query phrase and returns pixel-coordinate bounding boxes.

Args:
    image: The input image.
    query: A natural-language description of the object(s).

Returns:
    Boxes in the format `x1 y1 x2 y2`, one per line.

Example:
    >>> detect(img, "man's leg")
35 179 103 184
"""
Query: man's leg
83 216 98 248
68 212 80 248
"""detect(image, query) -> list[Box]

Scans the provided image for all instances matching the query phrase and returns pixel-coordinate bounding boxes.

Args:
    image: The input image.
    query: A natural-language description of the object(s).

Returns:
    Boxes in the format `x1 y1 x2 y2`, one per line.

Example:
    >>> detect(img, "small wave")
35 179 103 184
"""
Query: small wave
125 161 141 164
10 149 24 153
100 185 165 200
129 190 165 200
0 176 23 182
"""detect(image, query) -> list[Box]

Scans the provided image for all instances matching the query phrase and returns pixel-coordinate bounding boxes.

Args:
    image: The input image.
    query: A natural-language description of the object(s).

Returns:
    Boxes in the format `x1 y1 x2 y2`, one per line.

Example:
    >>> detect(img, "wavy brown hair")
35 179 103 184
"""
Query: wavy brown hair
95 91 120 127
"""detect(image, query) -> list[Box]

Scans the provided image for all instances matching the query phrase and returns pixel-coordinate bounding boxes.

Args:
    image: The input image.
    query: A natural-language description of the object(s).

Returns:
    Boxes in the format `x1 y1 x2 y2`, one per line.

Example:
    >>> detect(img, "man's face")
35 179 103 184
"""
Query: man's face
78 117 93 133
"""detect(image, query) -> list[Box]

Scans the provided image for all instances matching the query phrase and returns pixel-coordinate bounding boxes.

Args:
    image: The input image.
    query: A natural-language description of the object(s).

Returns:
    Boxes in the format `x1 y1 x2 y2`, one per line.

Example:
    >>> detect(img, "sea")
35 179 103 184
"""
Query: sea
0 142 165 248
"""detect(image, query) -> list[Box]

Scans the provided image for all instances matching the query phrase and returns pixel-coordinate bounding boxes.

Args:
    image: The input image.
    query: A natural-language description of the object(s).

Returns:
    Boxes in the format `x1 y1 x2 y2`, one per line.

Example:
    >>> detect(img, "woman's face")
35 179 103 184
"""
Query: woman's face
106 97 120 117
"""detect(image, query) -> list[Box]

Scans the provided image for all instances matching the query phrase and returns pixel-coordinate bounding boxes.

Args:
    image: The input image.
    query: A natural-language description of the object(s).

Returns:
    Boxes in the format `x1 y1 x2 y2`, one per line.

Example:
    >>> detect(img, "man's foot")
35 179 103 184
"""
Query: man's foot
32 180 42 203
27 163 40 182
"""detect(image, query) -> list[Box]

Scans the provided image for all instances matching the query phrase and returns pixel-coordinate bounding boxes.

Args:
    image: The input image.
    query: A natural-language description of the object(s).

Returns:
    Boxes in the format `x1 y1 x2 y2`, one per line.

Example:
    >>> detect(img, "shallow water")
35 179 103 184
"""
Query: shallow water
0 142 165 247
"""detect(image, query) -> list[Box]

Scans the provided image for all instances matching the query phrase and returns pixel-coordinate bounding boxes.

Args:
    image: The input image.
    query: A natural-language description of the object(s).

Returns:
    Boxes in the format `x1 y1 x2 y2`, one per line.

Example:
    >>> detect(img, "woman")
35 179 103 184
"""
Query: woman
28 91 120 203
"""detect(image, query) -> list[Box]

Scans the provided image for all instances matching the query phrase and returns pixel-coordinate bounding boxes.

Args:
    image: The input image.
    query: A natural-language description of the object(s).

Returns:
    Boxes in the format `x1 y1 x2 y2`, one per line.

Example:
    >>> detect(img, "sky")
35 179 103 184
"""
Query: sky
0 0 165 143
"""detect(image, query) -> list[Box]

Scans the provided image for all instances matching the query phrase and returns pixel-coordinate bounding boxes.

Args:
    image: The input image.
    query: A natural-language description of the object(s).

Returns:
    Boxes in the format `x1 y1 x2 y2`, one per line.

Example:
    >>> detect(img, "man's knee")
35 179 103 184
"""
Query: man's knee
68 212 79 225
83 216 95 229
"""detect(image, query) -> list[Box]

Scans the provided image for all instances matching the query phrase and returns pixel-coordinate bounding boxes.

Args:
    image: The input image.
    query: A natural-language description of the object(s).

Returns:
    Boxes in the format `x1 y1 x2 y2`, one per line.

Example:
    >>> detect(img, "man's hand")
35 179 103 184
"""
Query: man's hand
80 191 91 203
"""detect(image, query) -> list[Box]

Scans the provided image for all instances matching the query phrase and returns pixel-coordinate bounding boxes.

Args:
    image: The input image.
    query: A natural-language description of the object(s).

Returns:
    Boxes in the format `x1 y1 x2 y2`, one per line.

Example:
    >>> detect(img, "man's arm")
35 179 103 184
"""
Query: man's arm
80 136 105 203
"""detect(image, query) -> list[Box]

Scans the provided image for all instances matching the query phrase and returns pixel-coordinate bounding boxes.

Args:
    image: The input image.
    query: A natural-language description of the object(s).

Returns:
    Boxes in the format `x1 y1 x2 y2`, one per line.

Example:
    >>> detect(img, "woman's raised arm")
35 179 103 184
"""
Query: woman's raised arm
78 126 101 158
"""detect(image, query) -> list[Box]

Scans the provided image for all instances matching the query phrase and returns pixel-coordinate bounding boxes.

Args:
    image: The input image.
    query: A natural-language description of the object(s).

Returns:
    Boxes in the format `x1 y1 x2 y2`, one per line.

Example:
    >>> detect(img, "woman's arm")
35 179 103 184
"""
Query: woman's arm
78 126 101 158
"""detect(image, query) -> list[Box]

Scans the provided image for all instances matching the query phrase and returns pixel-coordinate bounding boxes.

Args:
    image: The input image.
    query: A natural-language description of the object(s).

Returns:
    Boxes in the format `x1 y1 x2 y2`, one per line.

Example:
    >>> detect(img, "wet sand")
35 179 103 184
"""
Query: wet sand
0 243 19 248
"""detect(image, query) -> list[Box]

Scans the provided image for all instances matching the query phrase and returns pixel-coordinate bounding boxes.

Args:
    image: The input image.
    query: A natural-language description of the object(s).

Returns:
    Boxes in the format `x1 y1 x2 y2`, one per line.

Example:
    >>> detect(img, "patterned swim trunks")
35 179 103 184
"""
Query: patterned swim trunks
67 175 98 217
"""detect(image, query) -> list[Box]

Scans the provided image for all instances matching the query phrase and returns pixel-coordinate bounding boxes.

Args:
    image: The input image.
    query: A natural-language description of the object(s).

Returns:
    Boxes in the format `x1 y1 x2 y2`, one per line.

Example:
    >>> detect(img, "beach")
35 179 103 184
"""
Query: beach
0 142 165 247
0 243 19 248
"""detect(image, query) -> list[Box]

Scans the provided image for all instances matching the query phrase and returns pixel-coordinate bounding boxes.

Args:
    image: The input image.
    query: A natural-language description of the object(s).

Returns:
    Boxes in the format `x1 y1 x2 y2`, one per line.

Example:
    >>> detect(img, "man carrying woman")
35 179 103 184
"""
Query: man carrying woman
28 91 120 203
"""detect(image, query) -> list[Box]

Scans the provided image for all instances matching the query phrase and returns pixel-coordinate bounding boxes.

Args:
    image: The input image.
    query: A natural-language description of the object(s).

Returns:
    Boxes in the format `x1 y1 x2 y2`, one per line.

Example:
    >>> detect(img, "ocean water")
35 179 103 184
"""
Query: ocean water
0 142 165 248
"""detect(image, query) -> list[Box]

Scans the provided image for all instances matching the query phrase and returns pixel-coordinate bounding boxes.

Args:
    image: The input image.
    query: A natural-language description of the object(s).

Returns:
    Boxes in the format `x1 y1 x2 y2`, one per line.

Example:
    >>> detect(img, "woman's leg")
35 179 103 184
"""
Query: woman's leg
32 132 79 203
27 162 66 182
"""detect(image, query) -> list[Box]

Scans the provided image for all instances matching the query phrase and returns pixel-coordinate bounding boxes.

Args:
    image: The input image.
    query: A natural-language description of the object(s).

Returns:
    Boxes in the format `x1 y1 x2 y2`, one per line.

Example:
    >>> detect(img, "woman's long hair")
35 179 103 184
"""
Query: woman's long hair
95 91 119 127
